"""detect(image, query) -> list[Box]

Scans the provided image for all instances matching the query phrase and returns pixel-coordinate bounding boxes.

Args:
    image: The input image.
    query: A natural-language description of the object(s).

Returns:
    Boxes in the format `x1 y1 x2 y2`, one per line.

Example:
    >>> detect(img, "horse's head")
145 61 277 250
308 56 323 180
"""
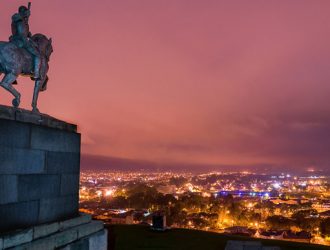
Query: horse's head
31 34 53 61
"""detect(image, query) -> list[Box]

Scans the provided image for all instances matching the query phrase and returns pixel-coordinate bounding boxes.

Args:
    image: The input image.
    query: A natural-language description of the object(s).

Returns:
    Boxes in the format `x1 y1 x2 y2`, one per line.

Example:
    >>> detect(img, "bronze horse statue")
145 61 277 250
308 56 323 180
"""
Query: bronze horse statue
0 34 53 112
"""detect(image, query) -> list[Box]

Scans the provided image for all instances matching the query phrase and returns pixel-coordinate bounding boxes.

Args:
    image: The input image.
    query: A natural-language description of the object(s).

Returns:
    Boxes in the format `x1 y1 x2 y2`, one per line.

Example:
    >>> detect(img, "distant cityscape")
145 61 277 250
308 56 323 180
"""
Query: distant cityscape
79 169 330 246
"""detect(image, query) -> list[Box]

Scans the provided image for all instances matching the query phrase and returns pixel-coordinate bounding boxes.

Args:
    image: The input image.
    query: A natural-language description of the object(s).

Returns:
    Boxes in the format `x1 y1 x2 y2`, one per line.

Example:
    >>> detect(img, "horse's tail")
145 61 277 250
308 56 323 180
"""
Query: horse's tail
0 42 18 84
40 75 48 91
0 42 6 74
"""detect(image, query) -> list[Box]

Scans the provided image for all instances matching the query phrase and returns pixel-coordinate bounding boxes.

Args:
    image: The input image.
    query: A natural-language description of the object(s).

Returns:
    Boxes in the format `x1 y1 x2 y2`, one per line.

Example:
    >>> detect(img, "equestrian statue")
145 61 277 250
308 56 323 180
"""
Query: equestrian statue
0 3 53 112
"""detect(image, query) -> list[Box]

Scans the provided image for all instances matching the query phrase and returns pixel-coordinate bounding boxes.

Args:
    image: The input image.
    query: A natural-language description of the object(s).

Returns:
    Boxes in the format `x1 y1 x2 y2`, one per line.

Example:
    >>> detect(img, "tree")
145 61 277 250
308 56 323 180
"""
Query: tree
320 218 330 237
292 209 320 231
266 215 295 230
169 176 187 187
292 209 318 221
297 218 321 232
110 196 128 208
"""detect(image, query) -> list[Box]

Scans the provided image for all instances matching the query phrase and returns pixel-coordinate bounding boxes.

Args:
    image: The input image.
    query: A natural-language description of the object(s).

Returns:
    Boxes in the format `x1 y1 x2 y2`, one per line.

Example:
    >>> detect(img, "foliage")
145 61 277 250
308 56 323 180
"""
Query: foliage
320 218 330 237
266 215 295 230
169 177 187 187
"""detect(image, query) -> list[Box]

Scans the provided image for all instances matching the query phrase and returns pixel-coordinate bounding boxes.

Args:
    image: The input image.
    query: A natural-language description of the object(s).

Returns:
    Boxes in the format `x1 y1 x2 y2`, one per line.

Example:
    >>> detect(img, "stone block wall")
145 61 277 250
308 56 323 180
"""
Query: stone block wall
0 213 107 250
0 106 80 232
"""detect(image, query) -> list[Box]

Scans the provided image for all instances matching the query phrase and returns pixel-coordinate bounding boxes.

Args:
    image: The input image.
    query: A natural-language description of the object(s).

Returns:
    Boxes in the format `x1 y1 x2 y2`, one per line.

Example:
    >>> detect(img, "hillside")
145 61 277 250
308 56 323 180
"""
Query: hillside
106 224 329 250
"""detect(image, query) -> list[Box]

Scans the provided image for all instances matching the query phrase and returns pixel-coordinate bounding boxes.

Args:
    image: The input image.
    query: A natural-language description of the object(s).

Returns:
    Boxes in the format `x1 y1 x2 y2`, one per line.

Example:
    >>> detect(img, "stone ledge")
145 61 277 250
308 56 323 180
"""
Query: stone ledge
88 230 107 250
59 229 107 250
33 222 60 240
76 221 104 239
0 213 94 249
59 213 92 231
9 229 108 250
2 228 33 249
53 228 78 248
0 105 77 133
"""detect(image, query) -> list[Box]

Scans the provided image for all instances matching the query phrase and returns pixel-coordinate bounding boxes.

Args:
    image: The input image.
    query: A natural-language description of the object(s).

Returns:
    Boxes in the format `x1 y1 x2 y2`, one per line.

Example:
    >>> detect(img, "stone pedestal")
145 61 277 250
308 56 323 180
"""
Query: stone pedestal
0 105 107 250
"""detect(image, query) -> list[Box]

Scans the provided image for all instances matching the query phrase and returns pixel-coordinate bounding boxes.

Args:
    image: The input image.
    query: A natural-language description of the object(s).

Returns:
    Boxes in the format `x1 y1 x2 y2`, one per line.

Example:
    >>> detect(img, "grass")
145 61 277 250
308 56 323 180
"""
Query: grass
106 224 330 250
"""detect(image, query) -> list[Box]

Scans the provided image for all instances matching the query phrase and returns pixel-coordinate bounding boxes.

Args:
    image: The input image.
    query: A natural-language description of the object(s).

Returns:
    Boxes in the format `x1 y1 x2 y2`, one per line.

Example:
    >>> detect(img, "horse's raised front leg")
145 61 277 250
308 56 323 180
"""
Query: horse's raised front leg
0 73 21 108
32 79 42 113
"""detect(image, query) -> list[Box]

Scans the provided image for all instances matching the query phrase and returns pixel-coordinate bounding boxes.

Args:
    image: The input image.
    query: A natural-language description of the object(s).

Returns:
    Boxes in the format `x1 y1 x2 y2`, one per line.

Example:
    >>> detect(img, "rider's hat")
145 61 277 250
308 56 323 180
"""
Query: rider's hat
18 6 28 12
18 5 29 15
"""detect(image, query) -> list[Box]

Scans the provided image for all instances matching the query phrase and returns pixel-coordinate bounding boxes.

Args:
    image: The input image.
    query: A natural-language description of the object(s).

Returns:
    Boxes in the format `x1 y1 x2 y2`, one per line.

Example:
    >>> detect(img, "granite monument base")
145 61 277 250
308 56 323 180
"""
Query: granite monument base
0 105 80 231
0 105 107 249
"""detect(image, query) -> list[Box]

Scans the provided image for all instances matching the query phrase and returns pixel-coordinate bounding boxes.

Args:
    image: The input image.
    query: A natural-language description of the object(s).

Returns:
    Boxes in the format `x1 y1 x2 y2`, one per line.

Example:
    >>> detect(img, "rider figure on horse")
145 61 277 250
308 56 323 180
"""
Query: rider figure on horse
9 3 41 80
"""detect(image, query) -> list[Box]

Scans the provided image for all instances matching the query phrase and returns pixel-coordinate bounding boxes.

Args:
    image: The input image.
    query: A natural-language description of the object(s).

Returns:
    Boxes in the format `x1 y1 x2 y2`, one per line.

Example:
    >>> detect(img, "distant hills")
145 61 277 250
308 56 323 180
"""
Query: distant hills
81 154 223 173
80 154 324 175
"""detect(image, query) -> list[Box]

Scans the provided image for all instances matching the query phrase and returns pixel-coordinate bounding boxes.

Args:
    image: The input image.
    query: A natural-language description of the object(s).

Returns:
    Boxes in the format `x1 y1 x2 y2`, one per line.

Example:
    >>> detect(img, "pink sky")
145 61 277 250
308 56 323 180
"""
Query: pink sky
1 1 330 170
